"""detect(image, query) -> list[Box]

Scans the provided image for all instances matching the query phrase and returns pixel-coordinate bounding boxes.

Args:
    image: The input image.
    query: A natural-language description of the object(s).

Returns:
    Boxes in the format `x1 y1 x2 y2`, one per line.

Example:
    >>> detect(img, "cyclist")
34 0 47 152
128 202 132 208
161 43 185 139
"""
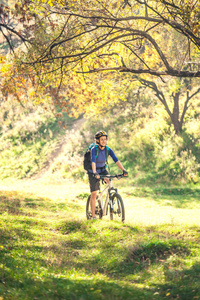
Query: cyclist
88 130 128 220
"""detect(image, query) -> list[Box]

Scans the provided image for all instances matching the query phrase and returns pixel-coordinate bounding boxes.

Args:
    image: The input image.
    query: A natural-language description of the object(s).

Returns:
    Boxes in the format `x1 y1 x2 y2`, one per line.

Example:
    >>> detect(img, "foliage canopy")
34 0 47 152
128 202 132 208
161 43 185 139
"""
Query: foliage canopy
0 0 200 132
0 0 200 78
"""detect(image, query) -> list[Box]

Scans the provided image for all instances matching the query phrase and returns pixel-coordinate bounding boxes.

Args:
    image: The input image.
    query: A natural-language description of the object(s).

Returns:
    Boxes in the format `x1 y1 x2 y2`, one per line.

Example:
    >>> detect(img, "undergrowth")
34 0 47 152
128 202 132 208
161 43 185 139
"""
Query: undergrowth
0 100 73 179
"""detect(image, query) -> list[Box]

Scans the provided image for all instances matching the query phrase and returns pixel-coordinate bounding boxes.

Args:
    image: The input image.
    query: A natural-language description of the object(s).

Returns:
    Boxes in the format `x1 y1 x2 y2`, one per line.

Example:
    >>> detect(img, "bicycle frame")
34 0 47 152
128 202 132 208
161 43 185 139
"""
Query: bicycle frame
98 179 117 216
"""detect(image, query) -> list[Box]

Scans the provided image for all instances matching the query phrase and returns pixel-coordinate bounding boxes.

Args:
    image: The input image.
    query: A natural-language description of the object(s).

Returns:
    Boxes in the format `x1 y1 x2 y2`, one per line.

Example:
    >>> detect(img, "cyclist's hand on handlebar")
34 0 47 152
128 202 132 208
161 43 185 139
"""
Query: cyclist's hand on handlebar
123 169 128 177
93 172 100 179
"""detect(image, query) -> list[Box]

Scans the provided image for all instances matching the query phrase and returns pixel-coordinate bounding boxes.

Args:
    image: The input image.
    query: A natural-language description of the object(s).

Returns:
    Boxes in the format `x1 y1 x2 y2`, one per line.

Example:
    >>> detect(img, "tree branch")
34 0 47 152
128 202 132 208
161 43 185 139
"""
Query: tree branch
0 27 14 53
135 0 200 47
138 77 173 118
0 23 29 43
32 27 173 74
77 66 200 78
59 10 200 47
180 87 200 125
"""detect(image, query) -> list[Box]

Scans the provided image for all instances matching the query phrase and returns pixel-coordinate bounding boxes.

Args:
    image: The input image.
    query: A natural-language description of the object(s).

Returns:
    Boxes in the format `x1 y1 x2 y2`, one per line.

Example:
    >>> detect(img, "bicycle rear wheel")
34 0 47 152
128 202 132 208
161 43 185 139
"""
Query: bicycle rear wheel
86 195 102 220
110 193 125 222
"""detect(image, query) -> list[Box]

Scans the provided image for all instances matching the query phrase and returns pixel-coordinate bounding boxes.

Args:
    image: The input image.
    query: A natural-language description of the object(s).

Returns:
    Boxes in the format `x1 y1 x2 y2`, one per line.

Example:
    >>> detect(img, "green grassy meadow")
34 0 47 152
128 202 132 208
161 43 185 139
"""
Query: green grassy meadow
1 88 200 299
1 179 200 300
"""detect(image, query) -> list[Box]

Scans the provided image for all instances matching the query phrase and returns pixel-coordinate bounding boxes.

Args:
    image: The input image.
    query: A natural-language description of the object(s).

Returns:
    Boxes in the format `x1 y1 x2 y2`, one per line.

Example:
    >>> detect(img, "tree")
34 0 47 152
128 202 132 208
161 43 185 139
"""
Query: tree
78 72 200 135
0 1 33 52
1 0 200 135
137 77 200 134
13 0 199 79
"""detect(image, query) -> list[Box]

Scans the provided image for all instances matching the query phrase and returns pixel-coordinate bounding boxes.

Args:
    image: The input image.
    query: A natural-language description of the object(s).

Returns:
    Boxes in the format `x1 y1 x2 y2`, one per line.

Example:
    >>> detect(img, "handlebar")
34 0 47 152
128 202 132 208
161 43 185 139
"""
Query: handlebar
99 174 125 179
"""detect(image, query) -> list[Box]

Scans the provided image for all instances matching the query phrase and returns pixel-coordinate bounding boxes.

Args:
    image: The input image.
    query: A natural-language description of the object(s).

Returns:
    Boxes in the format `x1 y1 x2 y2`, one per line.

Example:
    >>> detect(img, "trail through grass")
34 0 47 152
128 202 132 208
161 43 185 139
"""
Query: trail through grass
0 179 200 299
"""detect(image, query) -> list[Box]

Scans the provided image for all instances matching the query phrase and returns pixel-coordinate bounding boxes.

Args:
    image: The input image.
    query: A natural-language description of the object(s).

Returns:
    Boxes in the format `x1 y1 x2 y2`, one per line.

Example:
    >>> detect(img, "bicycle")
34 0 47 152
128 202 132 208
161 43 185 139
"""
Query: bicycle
86 174 126 222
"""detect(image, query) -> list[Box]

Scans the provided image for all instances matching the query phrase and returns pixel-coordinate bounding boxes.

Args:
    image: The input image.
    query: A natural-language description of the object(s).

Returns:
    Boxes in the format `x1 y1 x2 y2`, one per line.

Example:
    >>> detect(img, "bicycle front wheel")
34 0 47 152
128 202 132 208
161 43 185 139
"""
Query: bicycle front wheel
86 195 102 220
110 193 125 222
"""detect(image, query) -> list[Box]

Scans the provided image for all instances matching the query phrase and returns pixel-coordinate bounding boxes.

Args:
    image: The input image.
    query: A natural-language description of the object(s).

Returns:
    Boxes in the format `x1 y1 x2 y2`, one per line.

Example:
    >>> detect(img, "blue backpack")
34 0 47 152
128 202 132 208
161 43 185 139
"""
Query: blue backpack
83 143 110 171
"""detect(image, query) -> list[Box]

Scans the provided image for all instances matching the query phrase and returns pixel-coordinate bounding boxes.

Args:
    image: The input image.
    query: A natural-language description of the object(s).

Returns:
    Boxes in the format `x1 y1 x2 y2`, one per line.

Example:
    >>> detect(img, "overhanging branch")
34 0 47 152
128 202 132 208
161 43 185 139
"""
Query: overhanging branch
77 66 200 78
0 23 29 43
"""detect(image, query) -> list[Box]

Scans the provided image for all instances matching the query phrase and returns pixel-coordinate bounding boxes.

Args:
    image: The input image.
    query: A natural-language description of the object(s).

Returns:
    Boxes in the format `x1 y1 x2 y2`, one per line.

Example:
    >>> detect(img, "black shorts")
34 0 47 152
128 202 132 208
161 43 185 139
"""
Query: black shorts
88 169 109 192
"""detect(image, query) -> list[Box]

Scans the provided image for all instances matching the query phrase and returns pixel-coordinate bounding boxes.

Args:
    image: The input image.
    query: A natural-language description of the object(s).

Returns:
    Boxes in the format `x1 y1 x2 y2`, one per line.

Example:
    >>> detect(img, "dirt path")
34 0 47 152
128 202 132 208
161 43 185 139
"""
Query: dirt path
0 117 87 195
48 117 85 165
35 117 86 179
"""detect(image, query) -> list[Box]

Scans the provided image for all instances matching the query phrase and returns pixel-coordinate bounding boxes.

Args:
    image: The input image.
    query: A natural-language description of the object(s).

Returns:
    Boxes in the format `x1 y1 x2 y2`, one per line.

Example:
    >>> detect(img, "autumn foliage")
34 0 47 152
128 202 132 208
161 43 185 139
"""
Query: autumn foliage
0 0 200 131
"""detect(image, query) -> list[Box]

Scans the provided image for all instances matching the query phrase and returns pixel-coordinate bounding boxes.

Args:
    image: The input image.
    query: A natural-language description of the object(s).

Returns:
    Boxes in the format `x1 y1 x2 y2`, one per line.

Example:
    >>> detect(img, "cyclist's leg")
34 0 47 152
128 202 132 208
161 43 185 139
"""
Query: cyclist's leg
90 191 98 218
88 172 100 218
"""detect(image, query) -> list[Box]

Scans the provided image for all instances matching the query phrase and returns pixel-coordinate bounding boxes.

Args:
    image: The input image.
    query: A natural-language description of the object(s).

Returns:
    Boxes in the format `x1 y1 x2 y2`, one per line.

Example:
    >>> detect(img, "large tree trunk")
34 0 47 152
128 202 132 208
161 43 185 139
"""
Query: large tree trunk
171 117 182 134
171 92 182 134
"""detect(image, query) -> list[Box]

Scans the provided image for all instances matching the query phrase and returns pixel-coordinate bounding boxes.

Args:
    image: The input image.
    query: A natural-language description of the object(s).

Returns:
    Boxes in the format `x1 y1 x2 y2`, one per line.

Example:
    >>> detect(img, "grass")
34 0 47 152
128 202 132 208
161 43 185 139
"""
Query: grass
0 99 76 180
0 179 200 299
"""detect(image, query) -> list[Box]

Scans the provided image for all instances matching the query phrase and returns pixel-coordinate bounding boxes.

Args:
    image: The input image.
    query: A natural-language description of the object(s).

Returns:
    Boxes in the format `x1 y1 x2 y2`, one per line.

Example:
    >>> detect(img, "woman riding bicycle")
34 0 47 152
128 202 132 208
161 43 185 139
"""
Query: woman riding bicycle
88 130 128 220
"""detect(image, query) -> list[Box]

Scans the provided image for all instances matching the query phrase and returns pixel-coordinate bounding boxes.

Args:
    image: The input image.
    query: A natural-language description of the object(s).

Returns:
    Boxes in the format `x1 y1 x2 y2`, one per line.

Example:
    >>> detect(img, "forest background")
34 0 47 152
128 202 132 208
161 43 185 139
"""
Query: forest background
0 0 200 184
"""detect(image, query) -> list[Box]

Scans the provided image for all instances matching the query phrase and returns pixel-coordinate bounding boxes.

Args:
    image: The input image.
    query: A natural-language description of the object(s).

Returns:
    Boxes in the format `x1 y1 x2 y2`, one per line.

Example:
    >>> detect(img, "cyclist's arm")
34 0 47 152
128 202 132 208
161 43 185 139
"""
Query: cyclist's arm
116 160 125 171
109 148 118 163
91 162 97 173
109 148 128 176
116 161 128 175
91 147 100 178
91 162 100 179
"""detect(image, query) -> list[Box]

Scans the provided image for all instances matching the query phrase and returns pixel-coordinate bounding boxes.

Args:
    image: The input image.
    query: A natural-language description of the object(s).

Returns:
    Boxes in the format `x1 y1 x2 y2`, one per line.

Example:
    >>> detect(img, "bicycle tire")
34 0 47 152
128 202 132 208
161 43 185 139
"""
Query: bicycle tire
86 195 102 220
110 193 125 222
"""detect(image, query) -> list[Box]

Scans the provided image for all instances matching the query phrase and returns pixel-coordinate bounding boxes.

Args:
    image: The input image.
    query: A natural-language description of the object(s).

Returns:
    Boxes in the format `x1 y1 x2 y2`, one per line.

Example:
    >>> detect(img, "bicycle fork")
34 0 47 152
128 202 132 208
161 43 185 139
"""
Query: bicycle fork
102 188 117 216
102 192 109 216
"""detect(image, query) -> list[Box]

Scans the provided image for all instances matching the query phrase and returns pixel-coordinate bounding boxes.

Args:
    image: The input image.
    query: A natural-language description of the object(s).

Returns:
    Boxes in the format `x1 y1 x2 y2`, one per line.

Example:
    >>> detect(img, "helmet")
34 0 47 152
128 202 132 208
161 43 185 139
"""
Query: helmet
95 130 108 139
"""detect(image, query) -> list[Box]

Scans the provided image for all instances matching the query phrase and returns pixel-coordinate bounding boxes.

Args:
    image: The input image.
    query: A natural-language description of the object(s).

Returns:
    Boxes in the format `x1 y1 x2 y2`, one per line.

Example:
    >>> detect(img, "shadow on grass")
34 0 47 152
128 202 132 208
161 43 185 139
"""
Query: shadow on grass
0 193 22 215
0 223 36 256
0 190 82 215
1 190 200 300
77 237 191 278
0 236 199 300
125 239 191 269
0 191 48 215
155 262 200 300
0 273 155 300
58 220 192 279
0 221 153 300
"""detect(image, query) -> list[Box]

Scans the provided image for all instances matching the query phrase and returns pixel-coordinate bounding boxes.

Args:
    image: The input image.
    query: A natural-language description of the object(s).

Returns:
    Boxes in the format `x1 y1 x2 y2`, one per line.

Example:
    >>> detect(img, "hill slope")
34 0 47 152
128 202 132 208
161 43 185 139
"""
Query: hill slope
1 96 200 185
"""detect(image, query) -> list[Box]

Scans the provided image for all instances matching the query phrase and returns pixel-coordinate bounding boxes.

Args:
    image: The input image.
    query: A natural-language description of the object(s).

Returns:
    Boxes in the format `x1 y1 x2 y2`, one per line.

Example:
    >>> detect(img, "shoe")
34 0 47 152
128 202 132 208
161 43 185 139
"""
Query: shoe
92 217 97 220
